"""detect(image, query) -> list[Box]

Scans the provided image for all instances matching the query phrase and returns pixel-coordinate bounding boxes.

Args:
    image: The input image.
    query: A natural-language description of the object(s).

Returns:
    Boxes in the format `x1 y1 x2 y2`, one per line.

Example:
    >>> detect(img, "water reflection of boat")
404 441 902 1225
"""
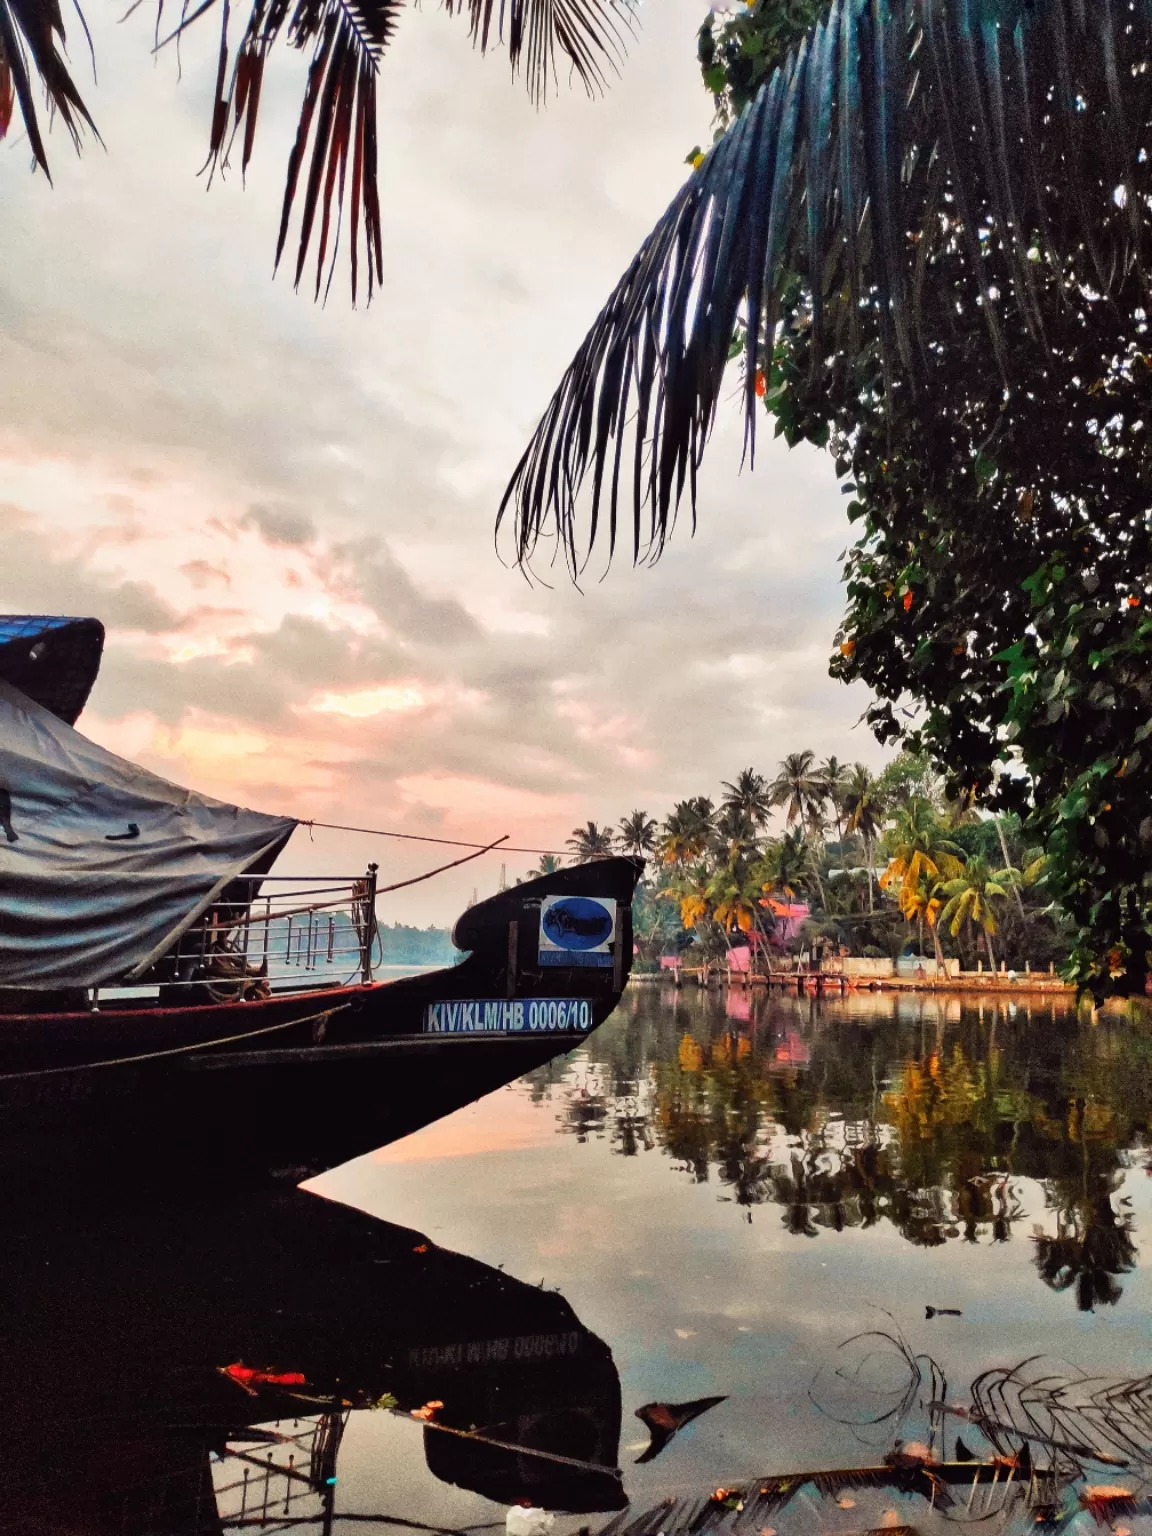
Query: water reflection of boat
0 617 638 1174
4 1181 625 1533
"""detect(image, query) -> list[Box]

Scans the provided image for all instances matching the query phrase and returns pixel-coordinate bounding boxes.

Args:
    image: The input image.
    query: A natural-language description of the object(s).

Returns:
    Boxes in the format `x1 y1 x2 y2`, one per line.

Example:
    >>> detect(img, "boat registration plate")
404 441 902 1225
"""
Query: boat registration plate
423 998 593 1035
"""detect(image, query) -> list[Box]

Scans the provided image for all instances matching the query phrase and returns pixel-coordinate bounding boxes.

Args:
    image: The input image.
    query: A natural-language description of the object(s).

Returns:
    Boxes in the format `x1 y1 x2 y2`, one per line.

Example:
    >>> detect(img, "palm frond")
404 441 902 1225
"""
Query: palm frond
195 0 399 304
448 0 635 103
500 0 1152 574
0 0 97 173
5 0 631 303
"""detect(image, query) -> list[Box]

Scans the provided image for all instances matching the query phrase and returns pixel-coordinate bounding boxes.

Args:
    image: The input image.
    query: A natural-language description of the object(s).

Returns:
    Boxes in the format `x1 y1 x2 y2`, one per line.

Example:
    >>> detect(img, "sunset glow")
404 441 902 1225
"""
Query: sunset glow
310 684 428 718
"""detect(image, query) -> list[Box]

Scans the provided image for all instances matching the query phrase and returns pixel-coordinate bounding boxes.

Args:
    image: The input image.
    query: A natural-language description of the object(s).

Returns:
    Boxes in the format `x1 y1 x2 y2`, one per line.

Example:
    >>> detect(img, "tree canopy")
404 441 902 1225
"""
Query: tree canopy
499 0 1152 997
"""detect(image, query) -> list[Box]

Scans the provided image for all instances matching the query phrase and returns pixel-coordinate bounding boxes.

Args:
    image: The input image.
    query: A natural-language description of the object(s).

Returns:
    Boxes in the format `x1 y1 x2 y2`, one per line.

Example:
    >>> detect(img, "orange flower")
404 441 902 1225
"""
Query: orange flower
840 638 856 657
754 369 767 398
903 590 914 611
413 1244 429 1254
1129 595 1141 607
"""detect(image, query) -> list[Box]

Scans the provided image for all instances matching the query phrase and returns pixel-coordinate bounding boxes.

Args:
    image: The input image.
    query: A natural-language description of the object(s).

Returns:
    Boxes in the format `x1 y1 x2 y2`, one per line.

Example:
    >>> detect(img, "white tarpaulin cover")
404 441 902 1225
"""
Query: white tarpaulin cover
0 678 296 988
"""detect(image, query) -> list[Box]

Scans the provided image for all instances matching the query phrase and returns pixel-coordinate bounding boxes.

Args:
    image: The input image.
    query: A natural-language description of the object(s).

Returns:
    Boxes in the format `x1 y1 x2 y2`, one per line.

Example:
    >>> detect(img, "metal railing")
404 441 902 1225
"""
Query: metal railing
153 866 379 1001
212 1412 345 1532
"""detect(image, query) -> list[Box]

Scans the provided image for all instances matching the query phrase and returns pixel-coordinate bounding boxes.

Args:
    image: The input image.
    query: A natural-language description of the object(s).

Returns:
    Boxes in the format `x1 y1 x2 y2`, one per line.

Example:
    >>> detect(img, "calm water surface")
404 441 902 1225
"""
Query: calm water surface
12 987 1152 1533
306 987 1152 1530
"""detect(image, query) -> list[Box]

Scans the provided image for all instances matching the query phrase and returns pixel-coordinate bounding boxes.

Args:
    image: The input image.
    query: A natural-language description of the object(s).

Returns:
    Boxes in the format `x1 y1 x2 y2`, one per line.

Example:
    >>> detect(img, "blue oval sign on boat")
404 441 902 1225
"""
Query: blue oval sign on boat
538 894 617 967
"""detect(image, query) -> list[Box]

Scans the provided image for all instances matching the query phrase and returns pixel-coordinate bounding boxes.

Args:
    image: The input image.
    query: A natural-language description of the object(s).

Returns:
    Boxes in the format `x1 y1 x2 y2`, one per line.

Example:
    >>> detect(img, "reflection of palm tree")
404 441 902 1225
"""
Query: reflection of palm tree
557 993 1149 1312
1034 1184 1137 1312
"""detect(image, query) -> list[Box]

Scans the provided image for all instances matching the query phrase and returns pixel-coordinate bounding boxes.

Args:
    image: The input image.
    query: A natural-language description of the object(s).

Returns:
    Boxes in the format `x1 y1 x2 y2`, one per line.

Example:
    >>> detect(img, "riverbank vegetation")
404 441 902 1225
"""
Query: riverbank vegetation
551 752 1069 975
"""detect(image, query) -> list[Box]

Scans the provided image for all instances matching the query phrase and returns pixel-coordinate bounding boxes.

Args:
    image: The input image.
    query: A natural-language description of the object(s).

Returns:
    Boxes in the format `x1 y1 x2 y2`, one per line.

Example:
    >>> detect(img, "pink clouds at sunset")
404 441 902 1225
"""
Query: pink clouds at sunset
1 0 885 923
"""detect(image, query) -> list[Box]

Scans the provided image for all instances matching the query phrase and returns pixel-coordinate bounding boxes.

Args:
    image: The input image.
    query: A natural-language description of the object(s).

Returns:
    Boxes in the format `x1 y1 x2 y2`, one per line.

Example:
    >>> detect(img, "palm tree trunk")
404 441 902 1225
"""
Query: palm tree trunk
930 921 946 973
996 817 1027 919
985 925 997 971
866 836 875 913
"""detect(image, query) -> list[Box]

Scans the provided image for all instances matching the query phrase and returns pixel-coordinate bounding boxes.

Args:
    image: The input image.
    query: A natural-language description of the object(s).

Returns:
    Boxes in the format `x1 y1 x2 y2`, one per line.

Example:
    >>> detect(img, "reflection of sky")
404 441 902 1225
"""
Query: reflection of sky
315 990 1152 1523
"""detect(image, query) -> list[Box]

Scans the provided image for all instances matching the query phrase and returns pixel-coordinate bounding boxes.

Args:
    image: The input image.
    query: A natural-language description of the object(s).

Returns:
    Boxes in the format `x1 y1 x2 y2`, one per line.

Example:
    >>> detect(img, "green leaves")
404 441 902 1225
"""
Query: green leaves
501 0 1152 572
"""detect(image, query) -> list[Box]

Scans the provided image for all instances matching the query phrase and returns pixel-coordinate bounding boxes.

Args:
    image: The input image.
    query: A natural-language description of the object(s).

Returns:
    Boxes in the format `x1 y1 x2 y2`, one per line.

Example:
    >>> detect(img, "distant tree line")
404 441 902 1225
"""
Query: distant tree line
540 751 1069 973
376 923 458 968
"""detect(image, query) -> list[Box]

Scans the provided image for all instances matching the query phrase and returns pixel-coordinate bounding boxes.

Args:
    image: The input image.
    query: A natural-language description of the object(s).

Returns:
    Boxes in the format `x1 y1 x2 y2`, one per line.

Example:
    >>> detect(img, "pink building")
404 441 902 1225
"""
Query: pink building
762 897 811 944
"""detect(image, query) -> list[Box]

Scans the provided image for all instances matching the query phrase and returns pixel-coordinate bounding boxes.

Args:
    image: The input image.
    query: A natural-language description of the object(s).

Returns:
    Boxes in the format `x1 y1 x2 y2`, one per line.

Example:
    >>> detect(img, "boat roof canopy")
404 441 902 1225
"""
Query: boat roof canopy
0 616 105 725
0 674 296 989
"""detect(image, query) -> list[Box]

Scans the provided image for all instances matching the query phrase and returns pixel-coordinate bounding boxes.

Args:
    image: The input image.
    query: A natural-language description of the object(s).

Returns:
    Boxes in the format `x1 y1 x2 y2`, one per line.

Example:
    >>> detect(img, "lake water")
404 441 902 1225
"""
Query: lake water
11 986 1152 1533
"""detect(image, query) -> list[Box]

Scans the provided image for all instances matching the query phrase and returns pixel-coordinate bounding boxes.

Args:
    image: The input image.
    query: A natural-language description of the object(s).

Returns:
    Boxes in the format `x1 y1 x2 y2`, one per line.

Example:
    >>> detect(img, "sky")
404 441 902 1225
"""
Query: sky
0 0 884 923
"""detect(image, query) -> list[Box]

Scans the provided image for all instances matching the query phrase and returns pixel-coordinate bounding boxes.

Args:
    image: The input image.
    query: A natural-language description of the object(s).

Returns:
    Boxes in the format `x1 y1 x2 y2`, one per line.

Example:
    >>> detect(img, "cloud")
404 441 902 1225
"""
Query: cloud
242 504 317 547
0 0 883 921
180 559 233 589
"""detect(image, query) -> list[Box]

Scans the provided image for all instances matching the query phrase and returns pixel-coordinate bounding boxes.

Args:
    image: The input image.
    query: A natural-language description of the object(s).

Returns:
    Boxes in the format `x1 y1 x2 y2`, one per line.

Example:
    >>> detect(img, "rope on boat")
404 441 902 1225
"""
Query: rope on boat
273 1386 623 1479
415 1414 623 1478
374 835 510 894
301 820 572 858
0 1003 351 1083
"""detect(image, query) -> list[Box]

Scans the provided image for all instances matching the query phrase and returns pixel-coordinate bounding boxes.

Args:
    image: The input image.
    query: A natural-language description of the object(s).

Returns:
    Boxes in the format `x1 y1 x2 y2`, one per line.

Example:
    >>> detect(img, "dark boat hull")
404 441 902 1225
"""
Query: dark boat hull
0 857 639 1179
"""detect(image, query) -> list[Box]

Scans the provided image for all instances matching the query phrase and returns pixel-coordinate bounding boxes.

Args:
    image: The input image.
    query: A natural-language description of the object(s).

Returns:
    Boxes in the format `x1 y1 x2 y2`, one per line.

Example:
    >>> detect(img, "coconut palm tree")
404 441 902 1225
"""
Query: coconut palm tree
720 768 772 830
938 855 1015 971
768 751 827 831
5 0 632 300
617 810 658 861
706 860 761 937
566 821 615 862
820 757 850 843
529 853 564 878
661 862 712 933
843 763 884 912
879 799 965 921
712 802 759 863
755 827 817 905
660 797 715 866
897 875 947 970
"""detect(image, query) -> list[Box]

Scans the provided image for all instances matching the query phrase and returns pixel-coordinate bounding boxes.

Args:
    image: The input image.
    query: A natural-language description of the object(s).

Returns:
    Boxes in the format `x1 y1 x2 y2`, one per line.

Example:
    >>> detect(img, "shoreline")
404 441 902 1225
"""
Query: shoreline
628 971 1075 996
